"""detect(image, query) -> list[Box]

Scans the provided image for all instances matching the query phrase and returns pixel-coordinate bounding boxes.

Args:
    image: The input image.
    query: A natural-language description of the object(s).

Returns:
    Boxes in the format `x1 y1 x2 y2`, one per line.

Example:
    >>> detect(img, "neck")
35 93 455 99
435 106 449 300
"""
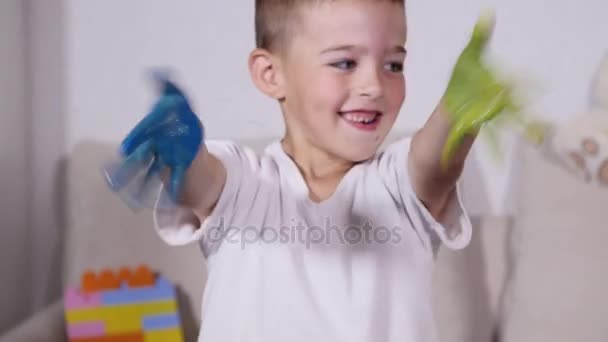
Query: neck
281 132 353 183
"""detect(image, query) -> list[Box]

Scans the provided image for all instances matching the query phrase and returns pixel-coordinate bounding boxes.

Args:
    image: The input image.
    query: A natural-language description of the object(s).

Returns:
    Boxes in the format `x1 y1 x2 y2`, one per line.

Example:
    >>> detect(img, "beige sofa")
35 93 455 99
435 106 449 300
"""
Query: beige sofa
1 135 607 342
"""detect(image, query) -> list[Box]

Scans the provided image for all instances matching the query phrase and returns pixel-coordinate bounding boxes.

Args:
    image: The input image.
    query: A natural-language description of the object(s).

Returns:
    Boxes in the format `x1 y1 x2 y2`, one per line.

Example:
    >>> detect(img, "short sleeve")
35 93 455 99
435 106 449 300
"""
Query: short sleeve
376 136 473 252
153 140 260 251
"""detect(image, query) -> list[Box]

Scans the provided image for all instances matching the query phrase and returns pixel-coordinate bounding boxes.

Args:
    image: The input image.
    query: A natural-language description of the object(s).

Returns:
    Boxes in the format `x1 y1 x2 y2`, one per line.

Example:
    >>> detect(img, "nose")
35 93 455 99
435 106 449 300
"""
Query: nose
356 66 383 100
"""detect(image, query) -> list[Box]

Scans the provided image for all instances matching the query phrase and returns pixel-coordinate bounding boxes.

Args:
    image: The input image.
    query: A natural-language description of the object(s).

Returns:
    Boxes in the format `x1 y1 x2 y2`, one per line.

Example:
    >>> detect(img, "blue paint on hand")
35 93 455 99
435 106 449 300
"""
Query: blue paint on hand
102 71 204 210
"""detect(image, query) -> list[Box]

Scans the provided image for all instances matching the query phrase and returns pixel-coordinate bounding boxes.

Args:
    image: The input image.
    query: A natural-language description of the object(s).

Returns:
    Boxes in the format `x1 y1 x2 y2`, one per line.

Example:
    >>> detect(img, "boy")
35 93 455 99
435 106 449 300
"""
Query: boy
109 0 515 341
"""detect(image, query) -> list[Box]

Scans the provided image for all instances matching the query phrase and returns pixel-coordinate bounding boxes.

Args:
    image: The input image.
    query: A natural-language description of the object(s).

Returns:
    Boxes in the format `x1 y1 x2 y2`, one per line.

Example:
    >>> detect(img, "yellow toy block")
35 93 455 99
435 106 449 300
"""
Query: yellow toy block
66 300 177 324
64 266 184 342
144 328 184 342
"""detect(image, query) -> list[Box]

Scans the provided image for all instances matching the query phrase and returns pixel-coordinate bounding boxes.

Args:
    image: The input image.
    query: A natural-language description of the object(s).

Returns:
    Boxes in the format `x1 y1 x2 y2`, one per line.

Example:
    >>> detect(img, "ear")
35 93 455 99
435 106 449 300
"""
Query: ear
248 48 286 101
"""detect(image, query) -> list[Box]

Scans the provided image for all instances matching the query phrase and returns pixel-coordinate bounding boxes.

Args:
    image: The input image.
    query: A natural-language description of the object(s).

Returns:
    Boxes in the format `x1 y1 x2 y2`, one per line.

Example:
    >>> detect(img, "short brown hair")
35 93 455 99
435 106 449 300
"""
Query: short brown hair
255 0 404 53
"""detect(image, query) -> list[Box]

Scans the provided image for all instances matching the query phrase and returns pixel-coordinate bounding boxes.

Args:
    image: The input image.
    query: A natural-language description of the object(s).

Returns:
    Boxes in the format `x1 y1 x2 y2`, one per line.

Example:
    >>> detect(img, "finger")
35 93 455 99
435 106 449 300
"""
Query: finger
124 156 166 209
103 139 154 192
480 121 504 164
143 157 164 186
148 69 188 98
162 79 187 97
168 165 186 202
120 95 182 155
478 88 510 123
506 110 549 146
465 11 496 56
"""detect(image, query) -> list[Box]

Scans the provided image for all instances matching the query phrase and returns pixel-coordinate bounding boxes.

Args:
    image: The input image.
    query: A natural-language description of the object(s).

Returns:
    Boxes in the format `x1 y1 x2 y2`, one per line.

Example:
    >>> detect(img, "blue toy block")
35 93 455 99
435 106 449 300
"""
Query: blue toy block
101 277 175 306
143 313 181 330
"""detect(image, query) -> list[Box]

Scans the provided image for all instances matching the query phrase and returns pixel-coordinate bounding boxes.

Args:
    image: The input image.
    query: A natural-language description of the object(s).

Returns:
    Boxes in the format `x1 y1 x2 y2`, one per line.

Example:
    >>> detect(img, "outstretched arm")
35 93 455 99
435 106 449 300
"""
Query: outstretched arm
104 75 227 222
408 13 516 220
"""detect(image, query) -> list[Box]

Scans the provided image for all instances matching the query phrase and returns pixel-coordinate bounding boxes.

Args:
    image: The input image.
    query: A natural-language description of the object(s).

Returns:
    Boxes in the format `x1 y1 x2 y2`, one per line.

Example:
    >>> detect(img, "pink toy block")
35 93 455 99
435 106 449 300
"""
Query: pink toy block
68 322 105 338
65 288 102 309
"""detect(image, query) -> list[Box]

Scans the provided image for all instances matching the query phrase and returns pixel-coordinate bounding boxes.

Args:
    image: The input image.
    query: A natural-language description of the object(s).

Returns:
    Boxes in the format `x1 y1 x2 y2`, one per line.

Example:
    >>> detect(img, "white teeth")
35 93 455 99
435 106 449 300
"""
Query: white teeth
342 112 377 123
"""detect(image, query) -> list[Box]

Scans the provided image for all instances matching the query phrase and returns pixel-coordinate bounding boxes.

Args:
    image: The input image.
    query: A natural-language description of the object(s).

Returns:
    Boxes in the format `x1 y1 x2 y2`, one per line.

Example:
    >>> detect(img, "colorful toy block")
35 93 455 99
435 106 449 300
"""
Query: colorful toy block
64 265 184 342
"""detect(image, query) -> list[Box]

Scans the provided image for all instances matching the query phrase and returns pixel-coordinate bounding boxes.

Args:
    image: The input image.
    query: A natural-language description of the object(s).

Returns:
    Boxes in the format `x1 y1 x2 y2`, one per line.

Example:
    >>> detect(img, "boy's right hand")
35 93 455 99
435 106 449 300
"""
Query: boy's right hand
103 74 204 207
440 12 522 168
440 13 546 168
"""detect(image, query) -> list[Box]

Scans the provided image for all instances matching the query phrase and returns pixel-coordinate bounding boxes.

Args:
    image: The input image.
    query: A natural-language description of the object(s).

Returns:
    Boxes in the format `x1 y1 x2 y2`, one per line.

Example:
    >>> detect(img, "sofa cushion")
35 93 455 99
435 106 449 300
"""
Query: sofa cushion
63 140 206 339
501 144 608 341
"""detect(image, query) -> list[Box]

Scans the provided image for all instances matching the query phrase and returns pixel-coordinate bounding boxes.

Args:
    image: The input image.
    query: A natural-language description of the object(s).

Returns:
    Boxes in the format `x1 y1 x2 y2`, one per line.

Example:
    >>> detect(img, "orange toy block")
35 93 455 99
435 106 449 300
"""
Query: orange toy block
72 332 144 342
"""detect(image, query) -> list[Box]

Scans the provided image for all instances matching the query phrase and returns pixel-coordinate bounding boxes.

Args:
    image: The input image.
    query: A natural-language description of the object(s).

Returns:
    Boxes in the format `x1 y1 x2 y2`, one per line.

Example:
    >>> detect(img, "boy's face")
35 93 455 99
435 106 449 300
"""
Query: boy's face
279 0 407 162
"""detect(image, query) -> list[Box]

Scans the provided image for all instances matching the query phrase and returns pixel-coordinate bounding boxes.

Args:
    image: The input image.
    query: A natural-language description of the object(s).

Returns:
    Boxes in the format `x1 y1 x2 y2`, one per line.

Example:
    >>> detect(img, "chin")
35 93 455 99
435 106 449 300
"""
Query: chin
333 139 384 163
313 117 394 162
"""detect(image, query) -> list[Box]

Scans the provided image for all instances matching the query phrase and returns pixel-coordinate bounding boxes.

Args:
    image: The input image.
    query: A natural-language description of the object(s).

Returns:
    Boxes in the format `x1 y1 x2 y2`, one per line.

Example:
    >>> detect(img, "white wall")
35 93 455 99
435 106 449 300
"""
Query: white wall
27 0 67 313
0 0 30 333
65 0 607 215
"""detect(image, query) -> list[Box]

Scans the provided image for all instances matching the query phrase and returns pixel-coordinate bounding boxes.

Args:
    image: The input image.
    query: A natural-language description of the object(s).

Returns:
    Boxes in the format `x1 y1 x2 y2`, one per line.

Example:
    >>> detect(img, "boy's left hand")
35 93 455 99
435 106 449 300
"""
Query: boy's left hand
440 12 519 168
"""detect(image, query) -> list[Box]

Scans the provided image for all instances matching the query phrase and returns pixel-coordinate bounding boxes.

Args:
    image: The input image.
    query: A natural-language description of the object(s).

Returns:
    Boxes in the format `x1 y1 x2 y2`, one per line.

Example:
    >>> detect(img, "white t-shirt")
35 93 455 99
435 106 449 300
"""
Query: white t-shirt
154 137 472 342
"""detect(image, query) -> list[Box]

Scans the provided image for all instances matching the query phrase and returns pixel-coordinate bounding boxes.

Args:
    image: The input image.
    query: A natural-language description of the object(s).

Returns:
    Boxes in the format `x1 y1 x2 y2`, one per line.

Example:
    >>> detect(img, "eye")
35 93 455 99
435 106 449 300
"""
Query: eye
330 59 357 70
385 62 404 73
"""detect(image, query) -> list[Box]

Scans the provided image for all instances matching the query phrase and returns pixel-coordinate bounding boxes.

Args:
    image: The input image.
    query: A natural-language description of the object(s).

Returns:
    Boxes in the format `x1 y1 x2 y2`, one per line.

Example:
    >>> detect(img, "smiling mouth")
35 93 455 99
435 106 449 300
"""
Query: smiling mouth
338 110 382 129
